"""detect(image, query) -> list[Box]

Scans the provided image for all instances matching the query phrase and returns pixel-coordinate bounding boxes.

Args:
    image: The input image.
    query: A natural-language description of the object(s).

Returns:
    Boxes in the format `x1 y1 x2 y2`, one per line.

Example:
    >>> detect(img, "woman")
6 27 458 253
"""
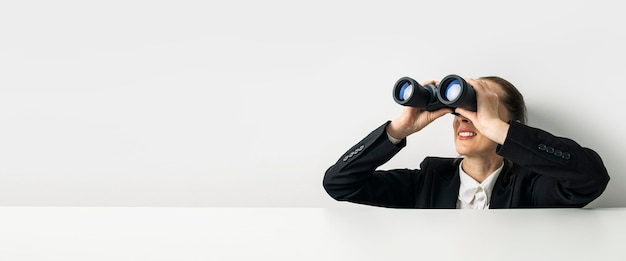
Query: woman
323 76 609 208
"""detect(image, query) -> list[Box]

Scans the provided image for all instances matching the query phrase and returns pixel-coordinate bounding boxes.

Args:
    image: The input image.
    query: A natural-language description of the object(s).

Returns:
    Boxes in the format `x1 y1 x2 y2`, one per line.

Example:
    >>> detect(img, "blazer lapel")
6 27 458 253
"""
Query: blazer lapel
490 161 514 208
432 160 461 208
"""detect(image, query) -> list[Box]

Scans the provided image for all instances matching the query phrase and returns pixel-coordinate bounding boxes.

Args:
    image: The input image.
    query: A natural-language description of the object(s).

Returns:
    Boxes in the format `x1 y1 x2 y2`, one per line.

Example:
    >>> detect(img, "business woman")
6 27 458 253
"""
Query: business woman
323 76 610 208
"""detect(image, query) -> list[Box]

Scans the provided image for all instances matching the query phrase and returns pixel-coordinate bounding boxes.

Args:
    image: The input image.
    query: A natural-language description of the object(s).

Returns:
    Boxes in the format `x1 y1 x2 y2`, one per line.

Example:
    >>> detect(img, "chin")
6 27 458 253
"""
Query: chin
456 153 466 157
455 147 498 158
455 148 470 156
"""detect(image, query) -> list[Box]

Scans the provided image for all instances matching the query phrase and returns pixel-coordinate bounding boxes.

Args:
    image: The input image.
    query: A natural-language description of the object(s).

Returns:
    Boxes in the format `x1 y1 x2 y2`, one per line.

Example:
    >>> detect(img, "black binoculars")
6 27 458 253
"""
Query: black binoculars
392 74 477 112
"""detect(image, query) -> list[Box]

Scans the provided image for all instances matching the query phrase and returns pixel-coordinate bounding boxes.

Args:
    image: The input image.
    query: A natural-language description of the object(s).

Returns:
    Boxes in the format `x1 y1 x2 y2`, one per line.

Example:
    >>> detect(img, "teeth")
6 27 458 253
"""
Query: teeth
459 132 476 137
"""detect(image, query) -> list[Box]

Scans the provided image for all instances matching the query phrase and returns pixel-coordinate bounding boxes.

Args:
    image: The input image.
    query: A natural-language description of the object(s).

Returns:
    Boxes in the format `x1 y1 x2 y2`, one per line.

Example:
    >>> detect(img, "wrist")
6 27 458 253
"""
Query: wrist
386 121 410 140
484 119 510 145
386 131 403 144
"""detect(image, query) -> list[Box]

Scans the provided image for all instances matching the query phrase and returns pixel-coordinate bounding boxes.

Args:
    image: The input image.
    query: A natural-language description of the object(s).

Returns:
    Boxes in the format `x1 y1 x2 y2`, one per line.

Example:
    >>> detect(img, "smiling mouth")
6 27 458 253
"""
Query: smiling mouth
458 131 477 137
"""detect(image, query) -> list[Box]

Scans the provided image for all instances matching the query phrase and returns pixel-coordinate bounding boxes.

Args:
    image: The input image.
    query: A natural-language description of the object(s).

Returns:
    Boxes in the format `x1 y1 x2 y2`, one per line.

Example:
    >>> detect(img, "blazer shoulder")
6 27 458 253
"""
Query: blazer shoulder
420 157 458 172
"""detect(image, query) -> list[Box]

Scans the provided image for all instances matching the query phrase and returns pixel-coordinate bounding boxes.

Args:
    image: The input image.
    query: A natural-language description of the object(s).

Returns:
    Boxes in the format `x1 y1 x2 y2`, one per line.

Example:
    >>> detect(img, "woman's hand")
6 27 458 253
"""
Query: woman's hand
386 80 453 140
455 78 510 144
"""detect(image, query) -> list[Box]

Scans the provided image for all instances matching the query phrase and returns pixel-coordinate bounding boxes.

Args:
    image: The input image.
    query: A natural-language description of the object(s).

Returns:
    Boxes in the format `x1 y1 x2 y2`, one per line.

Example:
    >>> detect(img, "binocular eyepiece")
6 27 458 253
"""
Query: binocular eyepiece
393 74 477 112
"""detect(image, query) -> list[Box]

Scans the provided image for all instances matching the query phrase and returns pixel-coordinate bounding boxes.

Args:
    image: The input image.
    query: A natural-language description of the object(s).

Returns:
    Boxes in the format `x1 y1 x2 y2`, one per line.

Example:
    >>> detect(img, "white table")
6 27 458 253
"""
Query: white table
0 207 624 260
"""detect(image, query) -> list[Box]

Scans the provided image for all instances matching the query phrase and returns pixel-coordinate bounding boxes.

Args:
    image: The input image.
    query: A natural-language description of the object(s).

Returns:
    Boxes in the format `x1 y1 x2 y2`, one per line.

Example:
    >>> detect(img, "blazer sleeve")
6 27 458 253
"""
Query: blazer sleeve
496 121 610 207
322 121 421 208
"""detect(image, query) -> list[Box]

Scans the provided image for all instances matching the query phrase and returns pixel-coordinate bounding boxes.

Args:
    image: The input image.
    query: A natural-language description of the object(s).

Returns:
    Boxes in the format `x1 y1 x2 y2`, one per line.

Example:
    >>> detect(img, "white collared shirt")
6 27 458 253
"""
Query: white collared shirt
456 160 504 209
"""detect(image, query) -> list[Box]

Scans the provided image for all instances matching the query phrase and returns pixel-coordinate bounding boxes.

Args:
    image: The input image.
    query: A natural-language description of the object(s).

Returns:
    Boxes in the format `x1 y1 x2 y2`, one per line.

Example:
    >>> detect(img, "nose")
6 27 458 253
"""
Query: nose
455 114 471 123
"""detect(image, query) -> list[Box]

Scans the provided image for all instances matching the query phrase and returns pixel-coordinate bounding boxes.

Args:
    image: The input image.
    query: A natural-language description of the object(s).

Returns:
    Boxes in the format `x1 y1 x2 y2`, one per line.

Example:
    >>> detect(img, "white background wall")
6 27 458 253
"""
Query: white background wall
0 0 623 208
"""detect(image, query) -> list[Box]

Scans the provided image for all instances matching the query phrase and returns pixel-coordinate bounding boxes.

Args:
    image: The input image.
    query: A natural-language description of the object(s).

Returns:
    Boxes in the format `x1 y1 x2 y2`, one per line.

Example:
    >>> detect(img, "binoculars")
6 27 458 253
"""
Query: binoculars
392 74 477 112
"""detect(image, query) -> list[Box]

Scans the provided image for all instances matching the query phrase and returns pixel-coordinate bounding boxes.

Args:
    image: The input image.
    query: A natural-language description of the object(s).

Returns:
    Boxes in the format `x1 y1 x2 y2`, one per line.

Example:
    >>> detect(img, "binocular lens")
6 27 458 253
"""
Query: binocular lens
392 74 477 112
399 82 414 101
444 80 462 101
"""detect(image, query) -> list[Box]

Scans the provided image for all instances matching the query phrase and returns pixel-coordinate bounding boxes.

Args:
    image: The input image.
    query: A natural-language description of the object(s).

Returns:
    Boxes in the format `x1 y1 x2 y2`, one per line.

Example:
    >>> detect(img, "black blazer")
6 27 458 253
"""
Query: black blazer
323 121 610 208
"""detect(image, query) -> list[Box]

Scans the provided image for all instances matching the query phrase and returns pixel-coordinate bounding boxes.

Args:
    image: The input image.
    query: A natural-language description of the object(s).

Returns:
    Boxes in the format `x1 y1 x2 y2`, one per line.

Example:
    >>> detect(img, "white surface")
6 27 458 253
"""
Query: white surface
0 0 624 208
0 207 624 260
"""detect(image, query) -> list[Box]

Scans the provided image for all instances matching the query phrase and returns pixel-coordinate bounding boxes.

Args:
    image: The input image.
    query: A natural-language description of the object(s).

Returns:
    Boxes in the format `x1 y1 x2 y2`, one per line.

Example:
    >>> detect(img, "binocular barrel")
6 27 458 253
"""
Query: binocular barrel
392 74 477 111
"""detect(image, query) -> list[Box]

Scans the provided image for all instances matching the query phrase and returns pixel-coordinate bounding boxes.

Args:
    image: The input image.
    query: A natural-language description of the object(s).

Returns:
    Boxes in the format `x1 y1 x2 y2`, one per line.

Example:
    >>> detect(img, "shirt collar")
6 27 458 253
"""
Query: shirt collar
458 160 504 207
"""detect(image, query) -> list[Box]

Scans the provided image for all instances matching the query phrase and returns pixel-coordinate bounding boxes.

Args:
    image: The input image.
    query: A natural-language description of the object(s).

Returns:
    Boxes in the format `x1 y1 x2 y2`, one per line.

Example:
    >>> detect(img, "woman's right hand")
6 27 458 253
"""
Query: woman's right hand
385 80 453 140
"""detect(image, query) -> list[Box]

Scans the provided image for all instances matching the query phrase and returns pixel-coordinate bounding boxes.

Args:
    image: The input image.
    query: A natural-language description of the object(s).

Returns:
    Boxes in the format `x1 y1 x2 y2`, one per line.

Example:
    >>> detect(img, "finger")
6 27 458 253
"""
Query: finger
468 78 495 95
405 106 422 115
454 108 477 122
466 78 486 93
420 80 437 86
